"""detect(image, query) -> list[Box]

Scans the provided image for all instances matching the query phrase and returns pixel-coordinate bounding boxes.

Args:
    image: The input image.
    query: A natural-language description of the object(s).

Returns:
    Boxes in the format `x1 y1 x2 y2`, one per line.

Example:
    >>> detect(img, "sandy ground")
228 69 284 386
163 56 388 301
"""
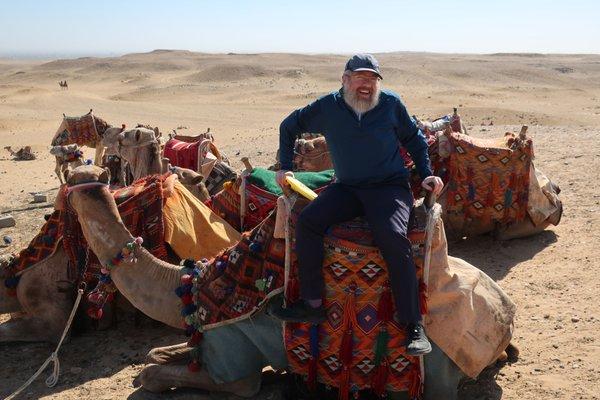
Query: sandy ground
0 51 599 399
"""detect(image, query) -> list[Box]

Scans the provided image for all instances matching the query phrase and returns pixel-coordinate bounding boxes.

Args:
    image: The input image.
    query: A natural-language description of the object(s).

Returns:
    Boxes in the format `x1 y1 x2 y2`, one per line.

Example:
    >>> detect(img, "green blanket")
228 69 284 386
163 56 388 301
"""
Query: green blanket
247 168 335 196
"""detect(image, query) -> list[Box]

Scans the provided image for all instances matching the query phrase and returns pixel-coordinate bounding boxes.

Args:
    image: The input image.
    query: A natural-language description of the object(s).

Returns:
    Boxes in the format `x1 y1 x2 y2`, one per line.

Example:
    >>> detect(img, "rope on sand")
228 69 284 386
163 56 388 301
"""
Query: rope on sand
5 287 84 400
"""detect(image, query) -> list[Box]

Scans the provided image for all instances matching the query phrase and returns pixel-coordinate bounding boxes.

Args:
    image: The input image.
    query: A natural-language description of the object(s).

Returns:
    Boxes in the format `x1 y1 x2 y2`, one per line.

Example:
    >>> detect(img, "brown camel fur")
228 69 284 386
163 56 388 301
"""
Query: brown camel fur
0 247 73 343
116 127 163 182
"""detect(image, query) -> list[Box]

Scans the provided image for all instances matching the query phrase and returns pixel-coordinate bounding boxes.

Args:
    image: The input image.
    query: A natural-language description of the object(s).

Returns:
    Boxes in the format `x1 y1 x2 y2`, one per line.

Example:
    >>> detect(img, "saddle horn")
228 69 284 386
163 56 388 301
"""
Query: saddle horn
519 125 528 139
241 157 253 172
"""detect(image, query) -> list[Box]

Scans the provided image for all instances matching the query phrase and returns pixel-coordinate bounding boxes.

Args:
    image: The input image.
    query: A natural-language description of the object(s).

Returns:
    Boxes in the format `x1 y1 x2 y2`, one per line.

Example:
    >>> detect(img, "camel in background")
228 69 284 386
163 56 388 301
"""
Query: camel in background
4 146 36 161
49 144 85 184
58 80 68 90
51 109 122 167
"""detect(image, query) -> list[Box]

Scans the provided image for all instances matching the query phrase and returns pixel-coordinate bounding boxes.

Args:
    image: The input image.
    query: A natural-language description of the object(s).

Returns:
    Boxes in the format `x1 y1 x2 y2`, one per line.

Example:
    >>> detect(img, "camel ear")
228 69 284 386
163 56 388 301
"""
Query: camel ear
135 129 142 143
153 127 160 139
99 167 110 184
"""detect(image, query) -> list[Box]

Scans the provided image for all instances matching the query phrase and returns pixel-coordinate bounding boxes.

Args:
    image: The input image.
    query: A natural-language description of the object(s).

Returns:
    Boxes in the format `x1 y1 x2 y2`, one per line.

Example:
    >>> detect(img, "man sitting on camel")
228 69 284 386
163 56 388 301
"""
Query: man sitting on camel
272 54 443 356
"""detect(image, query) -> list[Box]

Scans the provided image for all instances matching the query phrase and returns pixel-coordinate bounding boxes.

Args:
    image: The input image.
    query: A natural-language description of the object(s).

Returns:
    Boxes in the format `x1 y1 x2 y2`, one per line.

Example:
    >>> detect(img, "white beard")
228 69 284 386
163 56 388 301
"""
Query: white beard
343 83 381 114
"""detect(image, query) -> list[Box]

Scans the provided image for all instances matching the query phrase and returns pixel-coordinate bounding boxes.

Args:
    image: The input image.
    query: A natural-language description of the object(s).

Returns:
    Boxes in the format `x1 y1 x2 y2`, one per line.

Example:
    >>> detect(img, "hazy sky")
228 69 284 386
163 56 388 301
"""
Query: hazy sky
1 0 598 57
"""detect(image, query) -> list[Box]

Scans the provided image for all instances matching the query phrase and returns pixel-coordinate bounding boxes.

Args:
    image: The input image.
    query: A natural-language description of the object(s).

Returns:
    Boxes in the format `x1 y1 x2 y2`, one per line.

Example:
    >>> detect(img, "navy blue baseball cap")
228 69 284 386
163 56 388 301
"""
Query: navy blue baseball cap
344 54 382 79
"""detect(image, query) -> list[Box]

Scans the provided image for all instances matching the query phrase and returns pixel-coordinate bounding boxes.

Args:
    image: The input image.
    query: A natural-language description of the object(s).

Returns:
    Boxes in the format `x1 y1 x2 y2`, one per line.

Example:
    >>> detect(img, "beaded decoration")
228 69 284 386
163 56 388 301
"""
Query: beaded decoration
86 237 143 319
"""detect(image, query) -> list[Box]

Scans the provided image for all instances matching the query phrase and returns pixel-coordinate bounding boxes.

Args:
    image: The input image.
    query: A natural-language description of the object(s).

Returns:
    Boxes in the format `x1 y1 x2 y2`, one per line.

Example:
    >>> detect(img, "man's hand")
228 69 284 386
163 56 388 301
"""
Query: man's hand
276 170 295 189
421 176 444 196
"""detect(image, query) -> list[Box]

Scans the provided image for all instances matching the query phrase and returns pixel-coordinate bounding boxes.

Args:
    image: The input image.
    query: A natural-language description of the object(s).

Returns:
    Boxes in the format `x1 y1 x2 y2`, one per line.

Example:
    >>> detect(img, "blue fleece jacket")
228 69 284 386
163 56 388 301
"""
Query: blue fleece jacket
279 89 433 186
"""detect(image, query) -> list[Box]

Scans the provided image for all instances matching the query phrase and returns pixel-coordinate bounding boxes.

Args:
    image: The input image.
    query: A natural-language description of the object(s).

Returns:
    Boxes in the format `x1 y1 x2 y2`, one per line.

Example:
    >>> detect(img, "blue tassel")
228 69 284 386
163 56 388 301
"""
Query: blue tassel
99 275 112 283
216 260 226 272
181 303 198 316
249 242 262 252
183 259 196 269
175 284 193 297
4 276 20 289
309 325 320 359
467 184 475 201
504 189 513 207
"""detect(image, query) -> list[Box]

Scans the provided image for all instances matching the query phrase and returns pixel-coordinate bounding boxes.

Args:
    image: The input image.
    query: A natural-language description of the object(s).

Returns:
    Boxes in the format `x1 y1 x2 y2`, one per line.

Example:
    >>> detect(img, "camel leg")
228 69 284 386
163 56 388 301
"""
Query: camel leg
145 342 191 364
94 145 105 166
55 158 64 184
133 364 261 397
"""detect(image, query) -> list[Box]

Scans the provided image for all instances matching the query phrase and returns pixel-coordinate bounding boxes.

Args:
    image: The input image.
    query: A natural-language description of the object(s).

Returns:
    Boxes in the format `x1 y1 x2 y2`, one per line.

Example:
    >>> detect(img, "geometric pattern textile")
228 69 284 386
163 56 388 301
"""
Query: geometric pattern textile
440 132 532 225
52 111 110 146
283 200 431 396
3 175 169 299
184 198 431 396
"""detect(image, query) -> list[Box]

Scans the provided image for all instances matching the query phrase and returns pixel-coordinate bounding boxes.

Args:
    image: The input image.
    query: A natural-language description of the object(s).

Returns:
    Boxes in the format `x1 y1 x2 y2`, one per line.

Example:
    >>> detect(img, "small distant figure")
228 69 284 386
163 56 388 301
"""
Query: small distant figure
4 146 36 160
59 80 68 90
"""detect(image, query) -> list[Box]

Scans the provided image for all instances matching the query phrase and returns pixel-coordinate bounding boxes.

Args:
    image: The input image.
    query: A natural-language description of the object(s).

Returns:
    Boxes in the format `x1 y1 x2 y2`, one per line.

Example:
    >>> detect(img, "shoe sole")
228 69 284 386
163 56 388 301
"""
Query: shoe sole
405 341 432 356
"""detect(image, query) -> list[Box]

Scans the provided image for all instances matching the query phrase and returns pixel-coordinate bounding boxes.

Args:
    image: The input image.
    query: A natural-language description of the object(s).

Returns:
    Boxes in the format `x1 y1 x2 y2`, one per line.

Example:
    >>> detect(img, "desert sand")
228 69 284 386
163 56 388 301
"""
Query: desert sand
0 51 599 399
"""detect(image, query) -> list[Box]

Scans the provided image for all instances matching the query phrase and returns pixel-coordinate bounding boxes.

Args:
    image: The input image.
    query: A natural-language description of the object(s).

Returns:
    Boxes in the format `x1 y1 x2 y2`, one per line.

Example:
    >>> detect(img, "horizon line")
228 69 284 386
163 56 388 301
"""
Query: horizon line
2 49 600 61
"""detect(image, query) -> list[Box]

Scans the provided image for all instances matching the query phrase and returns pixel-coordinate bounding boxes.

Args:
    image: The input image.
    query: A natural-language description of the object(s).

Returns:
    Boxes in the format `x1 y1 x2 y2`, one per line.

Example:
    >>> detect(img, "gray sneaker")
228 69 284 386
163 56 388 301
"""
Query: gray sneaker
405 322 432 356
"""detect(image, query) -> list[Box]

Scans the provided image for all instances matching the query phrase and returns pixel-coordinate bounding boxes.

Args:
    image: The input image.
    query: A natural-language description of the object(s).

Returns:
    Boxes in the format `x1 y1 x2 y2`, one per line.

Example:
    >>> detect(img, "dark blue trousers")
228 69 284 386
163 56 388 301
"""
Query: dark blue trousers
295 181 421 324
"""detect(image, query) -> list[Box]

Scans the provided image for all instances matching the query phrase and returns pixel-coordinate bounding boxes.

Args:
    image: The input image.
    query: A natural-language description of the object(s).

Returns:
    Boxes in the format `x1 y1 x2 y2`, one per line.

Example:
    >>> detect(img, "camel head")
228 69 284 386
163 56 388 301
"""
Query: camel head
65 165 132 262
170 166 210 203
65 164 110 186
117 127 162 181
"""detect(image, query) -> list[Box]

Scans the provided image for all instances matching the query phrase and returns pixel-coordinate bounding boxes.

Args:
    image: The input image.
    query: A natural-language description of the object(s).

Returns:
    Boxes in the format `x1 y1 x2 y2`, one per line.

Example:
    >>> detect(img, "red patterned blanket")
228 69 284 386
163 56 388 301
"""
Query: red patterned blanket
2 175 169 318
177 197 433 398
440 132 532 224
52 111 110 146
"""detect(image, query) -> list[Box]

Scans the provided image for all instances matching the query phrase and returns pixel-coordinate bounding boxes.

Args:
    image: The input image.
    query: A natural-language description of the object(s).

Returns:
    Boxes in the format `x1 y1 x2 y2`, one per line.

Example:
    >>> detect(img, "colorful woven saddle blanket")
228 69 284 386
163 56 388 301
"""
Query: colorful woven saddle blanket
178 196 432 397
2 175 169 301
53 111 110 146
208 168 335 232
432 131 533 224
164 138 236 196
62 175 169 294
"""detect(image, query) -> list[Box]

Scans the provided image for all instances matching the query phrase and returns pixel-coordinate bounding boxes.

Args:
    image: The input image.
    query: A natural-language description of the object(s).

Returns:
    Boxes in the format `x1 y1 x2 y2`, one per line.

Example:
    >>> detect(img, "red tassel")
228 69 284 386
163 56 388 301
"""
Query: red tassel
376 287 394 323
339 367 351 400
408 365 423 399
187 331 203 347
418 281 428 315
187 360 200 373
307 358 317 392
340 329 353 365
371 361 389 396
338 285 357 400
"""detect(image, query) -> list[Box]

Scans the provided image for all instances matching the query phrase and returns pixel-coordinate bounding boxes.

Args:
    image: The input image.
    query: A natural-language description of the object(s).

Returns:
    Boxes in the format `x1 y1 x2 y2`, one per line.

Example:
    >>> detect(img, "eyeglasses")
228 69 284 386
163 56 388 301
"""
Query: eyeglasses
350 73 381 83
